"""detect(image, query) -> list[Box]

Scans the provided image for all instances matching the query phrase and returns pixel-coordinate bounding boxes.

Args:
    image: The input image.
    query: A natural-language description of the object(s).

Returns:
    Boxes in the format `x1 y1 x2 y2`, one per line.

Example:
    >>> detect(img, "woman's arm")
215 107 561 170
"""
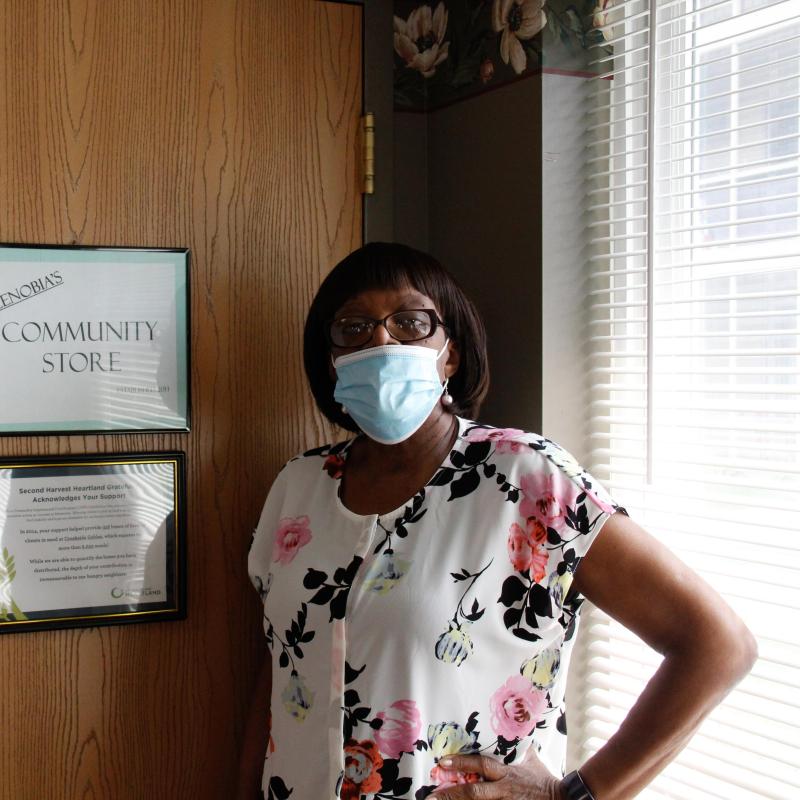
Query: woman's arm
568 511 757 798
237 653 272 800
432 511 757 799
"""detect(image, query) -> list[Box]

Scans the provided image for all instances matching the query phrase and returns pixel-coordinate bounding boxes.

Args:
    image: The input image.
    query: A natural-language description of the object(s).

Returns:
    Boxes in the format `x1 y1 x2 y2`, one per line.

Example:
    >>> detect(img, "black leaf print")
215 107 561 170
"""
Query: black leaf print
267 775 293 799
450 449 466 468
342 557 362 584
429 466 455 486
415 786 436 799
503 606 522 629
557 711 568 735
330 590 349 620
529 584 554 618
499 575 527 606
448 468 480 501
547 527 562 545
408 508 427 524
466 711 479 734
333 565 348 584
267 603 313 671
511 626 542 643
393 777 413 796
344 661 366 683
378 758 400 788
344 688 360 707
303 569 327 589
483 462 496 478
524 604 540 628
506 488 519 503
463 440 491 466
309 584 336 605
306 556 363 621
354 706 372 721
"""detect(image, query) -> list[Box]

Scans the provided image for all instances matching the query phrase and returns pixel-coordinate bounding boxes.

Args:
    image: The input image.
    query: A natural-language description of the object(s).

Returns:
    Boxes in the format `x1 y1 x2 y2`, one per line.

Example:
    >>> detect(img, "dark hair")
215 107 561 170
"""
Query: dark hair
304 242 490 432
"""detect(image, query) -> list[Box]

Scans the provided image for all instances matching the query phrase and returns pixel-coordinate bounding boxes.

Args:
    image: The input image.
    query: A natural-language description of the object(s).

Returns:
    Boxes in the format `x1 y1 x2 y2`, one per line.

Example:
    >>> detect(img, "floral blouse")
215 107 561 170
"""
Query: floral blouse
248 417 621 800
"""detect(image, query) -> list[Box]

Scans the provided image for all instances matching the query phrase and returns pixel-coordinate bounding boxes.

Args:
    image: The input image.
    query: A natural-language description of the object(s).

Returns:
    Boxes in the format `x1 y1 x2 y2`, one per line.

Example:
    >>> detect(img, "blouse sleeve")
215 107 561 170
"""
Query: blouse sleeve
506 437 624 607
247 465 290 597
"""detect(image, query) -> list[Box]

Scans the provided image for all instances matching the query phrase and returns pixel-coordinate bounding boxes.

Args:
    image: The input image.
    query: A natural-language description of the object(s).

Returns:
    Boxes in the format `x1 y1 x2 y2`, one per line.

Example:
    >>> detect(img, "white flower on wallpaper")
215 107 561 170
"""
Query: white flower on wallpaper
394 2 450 78
492 0 547 75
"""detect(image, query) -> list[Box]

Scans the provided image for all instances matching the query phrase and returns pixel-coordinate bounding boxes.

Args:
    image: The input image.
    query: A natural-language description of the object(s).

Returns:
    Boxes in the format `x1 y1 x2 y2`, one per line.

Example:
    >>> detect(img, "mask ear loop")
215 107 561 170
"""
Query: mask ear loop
437 338 454 406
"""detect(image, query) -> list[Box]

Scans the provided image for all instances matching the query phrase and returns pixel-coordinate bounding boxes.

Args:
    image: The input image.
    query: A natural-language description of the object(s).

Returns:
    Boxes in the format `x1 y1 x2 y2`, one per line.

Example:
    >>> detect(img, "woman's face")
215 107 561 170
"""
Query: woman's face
329 285 460 383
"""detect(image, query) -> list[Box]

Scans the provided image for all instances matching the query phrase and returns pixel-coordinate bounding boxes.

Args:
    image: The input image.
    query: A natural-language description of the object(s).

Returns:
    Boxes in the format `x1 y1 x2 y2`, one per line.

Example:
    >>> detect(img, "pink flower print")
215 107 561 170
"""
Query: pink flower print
272 516 312 565
374 700 422 759
489 674 547 741
519 471 578 530
465 426 527 453
507 519 548 581
508 522 533 573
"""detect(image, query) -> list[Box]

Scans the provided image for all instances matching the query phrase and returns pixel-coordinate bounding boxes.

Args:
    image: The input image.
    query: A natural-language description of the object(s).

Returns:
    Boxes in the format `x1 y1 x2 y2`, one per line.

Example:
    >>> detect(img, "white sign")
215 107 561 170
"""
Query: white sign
0 245 189 432
0 456 184 631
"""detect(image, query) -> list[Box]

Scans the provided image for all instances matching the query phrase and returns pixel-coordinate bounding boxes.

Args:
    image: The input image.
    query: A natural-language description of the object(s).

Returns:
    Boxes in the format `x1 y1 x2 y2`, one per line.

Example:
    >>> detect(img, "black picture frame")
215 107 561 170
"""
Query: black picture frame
0 452 186 634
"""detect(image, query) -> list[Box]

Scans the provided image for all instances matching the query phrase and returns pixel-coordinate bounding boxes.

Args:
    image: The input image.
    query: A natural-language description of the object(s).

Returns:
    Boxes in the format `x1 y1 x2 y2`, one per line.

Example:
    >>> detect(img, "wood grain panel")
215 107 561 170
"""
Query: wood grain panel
0 1 362 796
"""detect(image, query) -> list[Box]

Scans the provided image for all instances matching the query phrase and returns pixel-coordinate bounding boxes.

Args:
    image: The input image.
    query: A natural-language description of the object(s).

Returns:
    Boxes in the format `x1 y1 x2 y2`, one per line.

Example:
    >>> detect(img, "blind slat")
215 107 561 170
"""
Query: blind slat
580 3 800 796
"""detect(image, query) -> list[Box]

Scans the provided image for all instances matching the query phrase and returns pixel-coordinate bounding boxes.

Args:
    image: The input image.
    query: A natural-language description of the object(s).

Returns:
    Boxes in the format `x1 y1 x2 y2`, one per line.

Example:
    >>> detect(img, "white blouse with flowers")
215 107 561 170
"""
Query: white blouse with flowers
248 417 621 800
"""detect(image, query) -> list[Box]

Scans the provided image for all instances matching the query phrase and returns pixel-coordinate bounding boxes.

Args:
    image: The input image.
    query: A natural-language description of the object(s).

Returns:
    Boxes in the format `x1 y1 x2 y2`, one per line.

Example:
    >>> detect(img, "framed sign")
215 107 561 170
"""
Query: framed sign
0 453 186 633
0 244 190 434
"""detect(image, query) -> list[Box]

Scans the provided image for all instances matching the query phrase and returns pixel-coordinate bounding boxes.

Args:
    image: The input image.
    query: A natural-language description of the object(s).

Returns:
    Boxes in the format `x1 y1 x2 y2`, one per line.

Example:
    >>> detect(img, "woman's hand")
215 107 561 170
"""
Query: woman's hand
430 748 564 799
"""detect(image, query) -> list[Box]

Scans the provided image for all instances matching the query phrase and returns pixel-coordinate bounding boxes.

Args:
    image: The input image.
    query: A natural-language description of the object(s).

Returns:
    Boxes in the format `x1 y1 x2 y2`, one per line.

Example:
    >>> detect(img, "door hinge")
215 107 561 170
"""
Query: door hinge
362 112 375 195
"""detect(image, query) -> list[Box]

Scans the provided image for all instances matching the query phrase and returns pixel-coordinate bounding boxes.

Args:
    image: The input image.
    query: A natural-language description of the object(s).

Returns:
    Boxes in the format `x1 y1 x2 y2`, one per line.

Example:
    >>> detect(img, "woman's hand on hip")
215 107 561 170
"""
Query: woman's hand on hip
430 748 564 799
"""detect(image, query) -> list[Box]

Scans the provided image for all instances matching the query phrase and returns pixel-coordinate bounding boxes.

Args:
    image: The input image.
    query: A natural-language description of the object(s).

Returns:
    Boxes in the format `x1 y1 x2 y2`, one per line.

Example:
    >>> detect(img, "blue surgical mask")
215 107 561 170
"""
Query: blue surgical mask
333 341 449 445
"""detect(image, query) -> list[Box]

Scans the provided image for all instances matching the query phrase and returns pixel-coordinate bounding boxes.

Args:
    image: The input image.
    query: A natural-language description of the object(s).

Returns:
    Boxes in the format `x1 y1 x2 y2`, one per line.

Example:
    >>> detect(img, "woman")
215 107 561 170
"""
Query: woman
241 243 756 800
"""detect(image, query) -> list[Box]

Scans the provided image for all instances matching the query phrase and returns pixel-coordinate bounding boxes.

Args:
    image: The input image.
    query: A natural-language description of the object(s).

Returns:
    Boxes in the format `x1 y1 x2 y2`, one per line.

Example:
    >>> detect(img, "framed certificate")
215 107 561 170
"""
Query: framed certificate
0 244 190 434
0 453 186 633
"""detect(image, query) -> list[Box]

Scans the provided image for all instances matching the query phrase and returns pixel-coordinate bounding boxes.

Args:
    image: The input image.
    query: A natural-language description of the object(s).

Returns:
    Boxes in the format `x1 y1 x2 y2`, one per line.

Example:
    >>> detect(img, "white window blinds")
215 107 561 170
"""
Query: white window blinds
579 0 800 797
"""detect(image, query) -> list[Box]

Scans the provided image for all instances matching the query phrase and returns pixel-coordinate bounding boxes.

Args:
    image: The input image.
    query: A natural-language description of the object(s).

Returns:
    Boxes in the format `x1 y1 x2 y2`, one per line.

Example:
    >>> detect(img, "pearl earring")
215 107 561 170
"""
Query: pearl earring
341 404 349 415
441 378 453 407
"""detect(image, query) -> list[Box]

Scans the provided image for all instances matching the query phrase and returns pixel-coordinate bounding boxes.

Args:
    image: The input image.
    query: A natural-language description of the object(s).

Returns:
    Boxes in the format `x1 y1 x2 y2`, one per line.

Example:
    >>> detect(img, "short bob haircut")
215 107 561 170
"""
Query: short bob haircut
304 242 490 433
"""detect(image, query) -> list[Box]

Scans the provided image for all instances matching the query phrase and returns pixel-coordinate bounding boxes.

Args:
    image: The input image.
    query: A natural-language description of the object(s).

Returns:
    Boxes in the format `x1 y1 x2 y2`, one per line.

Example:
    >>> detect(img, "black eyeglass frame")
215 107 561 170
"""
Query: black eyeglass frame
327 308 449 348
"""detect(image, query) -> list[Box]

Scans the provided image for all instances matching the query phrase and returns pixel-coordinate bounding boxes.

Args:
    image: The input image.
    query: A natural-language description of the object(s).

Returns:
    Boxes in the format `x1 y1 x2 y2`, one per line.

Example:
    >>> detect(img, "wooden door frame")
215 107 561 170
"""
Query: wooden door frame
318 0 393 243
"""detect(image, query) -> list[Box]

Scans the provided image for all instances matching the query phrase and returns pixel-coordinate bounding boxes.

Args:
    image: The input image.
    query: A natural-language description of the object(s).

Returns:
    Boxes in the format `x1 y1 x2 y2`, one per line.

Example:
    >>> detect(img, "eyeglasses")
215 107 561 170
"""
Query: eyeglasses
328 309 447 348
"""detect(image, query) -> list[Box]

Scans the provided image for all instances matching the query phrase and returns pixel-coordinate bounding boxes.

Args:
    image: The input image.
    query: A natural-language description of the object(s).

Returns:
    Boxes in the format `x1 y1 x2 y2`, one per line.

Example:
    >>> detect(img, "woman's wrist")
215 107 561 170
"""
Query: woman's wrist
560 769 597 800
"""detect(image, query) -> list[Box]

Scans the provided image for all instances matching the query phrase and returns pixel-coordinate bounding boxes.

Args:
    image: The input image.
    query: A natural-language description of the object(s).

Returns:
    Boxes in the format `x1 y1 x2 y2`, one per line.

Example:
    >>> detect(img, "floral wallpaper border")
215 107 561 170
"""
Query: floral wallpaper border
394 0 614 112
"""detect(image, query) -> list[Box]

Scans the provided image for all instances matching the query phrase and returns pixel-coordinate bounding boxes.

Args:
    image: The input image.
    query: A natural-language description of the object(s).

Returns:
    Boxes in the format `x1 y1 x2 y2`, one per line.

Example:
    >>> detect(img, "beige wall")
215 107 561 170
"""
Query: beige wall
0 2 362 797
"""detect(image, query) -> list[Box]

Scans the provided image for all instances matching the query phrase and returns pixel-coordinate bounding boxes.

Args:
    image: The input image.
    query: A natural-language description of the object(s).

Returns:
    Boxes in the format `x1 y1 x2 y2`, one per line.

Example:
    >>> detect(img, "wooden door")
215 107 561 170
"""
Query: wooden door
0 1 362 796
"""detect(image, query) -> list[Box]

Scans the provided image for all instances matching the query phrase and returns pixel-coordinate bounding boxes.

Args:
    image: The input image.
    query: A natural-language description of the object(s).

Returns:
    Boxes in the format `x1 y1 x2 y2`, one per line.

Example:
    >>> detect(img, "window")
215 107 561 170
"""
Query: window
579 0 800 796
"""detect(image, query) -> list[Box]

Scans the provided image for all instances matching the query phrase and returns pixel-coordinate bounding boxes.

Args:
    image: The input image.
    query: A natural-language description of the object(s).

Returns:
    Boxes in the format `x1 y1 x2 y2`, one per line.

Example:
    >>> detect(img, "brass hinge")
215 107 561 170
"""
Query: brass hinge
362 112 375 195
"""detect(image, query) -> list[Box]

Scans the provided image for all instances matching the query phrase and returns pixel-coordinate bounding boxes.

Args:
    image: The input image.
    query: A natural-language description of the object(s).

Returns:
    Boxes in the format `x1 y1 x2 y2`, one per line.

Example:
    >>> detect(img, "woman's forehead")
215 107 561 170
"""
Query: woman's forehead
334 285 437 316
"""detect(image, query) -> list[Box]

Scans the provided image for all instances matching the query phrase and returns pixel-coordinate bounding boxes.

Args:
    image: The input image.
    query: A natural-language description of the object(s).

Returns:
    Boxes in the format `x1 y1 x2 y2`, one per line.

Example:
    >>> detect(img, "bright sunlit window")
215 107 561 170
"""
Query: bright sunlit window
579 0 799 796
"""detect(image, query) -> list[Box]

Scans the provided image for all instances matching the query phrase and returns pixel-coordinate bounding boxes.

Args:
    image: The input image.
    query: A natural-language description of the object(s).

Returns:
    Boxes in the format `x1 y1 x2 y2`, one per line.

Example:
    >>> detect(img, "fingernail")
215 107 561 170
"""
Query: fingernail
439 757 452 767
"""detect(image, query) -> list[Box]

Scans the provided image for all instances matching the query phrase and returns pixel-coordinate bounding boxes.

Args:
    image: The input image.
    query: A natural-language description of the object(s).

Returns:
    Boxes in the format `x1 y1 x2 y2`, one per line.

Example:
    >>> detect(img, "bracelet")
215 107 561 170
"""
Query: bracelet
561 769 597 800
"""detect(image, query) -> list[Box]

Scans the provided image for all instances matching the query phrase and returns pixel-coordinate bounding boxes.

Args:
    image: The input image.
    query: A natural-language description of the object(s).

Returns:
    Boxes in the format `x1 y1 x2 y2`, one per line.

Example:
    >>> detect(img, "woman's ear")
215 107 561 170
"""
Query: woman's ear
444 339 460 379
